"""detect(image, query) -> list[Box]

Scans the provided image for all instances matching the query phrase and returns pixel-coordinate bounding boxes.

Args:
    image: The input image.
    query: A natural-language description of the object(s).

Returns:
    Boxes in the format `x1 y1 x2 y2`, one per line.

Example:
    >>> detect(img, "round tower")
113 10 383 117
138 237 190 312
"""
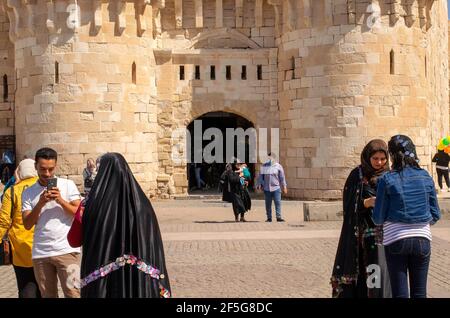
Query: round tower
2 0 159 193
2 0 449 201
277 0 449 199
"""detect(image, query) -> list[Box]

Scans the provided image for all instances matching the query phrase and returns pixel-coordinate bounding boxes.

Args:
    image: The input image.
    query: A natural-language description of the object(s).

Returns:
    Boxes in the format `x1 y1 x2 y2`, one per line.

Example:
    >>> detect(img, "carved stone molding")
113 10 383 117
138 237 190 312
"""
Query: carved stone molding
255 0 263 27
136 0 151 35
267 0 281 36
116 0 126 34
188 28 262 50
174 0 182 29
216 0 222 28
46 0 55 32
92 0 102 31
5 0 34 41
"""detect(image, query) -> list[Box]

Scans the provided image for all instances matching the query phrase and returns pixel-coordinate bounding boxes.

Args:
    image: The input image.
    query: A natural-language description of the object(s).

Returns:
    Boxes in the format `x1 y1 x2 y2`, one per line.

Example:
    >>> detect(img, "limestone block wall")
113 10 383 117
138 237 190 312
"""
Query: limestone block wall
2 0 158 194
154 0 280 195
154 47 279 195
160 0 276 49
1 0 448 201
0 6 14 137
277 0 449 199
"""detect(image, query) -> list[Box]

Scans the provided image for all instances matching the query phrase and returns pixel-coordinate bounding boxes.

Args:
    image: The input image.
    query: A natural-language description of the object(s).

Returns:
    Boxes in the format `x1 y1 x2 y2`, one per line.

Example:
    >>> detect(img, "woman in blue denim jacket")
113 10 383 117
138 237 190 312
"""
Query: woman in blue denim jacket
373 135 441 298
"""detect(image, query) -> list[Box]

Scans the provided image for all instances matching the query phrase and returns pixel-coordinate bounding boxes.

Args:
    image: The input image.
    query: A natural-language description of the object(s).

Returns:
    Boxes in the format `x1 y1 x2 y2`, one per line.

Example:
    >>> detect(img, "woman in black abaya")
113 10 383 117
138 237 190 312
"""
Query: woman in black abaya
330 140 392 298
220 163 250 222
78 153 171 298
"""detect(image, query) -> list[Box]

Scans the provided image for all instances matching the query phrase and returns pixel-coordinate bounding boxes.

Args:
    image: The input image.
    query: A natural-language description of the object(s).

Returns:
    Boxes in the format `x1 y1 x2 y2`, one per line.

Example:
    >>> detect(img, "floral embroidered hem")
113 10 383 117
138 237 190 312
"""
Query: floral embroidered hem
80 254 171 298
330 274 358 297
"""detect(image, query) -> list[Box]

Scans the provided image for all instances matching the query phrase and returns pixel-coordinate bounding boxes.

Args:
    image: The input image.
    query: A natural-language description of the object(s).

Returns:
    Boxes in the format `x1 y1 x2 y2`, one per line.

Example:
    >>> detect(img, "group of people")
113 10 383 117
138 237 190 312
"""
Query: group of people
0 134 443 299
331 135 441 298
189 162 222 191
219 153 288 223
0 148 170 298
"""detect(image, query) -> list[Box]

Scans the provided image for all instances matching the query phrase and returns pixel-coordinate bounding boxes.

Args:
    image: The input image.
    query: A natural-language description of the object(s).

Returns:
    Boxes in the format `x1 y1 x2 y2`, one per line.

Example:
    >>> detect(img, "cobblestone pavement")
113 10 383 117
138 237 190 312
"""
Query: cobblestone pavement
1 199 449 298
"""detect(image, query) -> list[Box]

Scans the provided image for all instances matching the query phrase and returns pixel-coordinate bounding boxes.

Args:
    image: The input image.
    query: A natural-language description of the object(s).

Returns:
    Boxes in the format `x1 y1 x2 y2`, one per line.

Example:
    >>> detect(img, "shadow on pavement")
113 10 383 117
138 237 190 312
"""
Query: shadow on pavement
194 220 260 224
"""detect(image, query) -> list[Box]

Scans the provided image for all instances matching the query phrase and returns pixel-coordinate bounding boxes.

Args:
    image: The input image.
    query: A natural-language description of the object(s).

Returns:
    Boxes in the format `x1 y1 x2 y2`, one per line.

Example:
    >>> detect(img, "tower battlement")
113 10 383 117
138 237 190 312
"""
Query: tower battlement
0 0 448 200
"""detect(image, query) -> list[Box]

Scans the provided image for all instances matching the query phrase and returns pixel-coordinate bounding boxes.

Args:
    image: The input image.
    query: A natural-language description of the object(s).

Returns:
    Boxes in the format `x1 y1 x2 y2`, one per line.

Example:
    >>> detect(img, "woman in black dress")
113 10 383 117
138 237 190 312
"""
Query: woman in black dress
331 139 392 298
79 153 171 298
220 163 250 222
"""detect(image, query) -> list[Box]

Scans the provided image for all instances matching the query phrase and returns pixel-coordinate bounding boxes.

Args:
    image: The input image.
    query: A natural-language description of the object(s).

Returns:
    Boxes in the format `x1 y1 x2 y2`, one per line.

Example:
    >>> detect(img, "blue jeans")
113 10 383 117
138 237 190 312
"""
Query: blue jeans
195 167 205 189
385 237 431 298
264 189 282 220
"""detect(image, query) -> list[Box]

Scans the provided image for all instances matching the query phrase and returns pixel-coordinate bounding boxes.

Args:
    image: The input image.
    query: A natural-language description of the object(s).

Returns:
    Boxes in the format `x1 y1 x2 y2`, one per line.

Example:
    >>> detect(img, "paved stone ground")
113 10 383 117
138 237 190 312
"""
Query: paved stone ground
1 199 450 298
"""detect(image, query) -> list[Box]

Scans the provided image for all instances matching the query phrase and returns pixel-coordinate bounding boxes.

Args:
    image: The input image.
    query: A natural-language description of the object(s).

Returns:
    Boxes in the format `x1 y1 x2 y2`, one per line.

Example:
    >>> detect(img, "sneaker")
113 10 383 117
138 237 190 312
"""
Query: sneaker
265 219 272 222
276 218 285 222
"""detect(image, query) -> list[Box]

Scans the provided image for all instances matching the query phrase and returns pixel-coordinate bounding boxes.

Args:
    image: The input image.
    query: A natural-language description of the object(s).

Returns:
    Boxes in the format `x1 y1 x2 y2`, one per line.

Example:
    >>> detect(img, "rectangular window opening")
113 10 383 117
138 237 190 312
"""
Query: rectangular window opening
195 65 200 80
55 61 59 84
257 65 263 80
226 65 231 80
210 66 216 80
425 55 427 78
2 74 8 102
390 50 395 75
180 65 185 80
241 65 247 80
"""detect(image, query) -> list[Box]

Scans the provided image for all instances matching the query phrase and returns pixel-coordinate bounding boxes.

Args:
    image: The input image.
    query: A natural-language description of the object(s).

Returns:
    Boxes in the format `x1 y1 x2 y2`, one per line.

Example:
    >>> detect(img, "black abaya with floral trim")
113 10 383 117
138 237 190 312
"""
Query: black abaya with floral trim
80 153 171 298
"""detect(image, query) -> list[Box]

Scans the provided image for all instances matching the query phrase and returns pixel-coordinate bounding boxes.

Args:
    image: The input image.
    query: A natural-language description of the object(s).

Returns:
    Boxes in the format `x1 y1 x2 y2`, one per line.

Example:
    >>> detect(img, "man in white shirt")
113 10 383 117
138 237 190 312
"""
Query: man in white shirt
22 148 81 298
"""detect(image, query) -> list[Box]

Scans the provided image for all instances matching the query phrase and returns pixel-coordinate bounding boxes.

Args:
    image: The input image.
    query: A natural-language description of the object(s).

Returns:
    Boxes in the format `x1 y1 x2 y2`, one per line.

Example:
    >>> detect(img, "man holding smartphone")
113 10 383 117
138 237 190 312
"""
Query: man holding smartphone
22 148 81 298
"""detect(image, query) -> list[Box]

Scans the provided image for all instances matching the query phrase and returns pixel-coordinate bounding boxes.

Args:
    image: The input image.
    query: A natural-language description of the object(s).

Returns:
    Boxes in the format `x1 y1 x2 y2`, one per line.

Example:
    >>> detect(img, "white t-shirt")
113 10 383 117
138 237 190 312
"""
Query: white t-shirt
22 177 81 259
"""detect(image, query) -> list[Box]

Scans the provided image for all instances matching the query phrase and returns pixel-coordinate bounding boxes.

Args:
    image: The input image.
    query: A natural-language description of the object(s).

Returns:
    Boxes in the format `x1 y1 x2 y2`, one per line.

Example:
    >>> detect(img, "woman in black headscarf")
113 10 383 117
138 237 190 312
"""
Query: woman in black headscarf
330 140 391 298
220 162 249 222
70 153 170 298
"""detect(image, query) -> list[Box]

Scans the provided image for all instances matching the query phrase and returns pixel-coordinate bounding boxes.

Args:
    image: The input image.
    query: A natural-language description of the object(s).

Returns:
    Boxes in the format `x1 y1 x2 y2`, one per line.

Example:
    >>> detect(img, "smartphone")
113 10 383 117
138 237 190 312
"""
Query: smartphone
46 178 57 191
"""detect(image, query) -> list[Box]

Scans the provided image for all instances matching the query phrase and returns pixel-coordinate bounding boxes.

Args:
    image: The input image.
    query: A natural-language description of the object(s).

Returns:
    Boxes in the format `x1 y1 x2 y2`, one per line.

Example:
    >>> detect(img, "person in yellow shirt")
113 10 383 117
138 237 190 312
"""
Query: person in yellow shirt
0 158 40 298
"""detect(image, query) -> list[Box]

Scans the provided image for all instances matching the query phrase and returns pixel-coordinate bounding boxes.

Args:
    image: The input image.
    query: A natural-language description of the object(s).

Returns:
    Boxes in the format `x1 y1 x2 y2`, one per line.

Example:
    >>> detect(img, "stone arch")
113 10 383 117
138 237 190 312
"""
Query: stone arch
188 28 262 49
188 104 258 129
186 110 257 192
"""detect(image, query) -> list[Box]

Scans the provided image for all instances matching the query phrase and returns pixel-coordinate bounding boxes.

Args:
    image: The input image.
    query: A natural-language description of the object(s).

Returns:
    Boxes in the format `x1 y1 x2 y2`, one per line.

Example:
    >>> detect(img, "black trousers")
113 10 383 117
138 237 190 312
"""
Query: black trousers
436 168 450 189
13 265 41 298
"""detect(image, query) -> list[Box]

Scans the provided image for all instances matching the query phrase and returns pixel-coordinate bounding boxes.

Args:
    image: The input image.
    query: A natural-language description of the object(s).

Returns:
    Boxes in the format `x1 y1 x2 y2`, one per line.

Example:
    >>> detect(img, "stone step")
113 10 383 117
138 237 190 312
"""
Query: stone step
304 197 450 221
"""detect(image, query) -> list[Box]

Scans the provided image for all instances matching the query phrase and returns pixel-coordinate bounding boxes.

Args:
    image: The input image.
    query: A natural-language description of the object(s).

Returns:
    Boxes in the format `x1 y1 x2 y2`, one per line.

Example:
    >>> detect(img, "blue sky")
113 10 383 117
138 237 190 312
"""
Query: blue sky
448 0 450 19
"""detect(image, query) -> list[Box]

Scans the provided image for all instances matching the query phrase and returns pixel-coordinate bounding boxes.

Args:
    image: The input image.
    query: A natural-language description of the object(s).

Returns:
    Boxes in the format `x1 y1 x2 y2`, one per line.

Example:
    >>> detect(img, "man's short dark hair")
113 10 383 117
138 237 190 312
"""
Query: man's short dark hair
35 147 58 162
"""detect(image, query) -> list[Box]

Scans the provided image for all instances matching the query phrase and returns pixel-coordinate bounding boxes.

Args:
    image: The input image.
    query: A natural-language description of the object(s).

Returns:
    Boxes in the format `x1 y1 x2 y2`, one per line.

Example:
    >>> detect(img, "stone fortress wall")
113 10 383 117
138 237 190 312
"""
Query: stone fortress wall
0 0 448 200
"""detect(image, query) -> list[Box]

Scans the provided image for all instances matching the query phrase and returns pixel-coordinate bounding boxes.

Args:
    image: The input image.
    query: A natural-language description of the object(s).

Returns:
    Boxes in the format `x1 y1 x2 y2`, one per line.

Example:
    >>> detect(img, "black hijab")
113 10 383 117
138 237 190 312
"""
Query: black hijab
331 139 388 297
80 153 171 298
388 135 420 171
360 139 389 186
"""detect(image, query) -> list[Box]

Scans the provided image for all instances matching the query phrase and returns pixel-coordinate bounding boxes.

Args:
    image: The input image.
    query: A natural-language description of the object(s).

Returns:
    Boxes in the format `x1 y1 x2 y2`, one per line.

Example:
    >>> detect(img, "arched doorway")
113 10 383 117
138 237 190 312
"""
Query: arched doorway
187 111 256 194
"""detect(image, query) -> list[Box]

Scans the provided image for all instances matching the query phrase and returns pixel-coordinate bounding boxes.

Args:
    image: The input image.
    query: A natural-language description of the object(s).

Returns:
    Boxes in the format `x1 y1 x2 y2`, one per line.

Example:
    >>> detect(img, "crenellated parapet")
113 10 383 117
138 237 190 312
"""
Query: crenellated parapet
0 0 447 200
3 0 435 40
2 0 34 42
0 0 159 42
347 0 437 30
272 0 439 34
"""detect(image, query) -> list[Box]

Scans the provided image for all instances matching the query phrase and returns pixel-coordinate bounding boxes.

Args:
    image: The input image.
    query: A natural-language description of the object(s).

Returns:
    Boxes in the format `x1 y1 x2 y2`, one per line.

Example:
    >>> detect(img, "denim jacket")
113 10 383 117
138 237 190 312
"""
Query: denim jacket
373 166 441 225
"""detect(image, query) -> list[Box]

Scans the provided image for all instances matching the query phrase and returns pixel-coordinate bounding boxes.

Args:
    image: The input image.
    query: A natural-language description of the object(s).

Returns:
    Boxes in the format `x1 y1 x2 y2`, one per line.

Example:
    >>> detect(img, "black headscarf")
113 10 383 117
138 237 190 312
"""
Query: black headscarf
360 139 389 186
388 135 420 170
331 140 390 298
80 153 171 298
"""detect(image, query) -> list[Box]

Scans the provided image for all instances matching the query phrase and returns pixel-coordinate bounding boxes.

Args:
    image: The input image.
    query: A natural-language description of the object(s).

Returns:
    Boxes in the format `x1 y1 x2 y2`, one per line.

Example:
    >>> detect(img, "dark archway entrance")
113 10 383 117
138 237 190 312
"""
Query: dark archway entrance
187 111 256 194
